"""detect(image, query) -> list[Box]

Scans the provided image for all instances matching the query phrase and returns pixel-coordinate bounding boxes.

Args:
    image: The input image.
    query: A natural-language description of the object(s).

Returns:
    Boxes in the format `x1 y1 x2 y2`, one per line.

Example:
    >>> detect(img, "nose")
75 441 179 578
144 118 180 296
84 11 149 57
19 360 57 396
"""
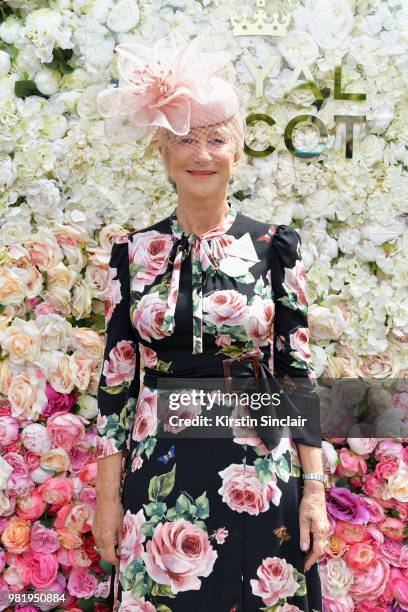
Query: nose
192 142 213 163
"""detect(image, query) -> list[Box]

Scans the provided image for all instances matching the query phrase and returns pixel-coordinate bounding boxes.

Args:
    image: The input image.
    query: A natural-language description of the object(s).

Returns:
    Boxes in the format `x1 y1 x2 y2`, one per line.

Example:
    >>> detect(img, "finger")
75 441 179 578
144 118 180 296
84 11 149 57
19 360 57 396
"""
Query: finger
101 544 119 568
299 515 312 552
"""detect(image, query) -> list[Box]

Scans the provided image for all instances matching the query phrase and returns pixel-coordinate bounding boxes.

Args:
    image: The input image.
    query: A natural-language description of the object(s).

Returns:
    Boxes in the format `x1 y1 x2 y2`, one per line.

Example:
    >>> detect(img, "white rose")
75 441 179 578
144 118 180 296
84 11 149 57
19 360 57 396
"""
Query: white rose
304 0 353 49
76 394 98 419
30 467 53 484
277 30 319 69
107 0 140 32
0 15 25 44
0 155 16 189
382 462 408 502
347 437 378 455
35 314 72 352
320 557 354 597
310 345 327 378
321 441 338 475
8 365 48 421
25 179 62 220
361 219 405 245
0 456 13 490
332 378 369 411
337 228 361 254
34 68 62 95
21 423 52 454
0 317 41 364
0 50 11 77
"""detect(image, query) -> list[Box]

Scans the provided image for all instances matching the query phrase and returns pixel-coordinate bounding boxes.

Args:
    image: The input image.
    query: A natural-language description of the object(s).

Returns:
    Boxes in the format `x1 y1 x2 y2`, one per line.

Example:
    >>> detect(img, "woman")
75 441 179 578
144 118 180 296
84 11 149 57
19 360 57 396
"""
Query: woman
93 32 329 612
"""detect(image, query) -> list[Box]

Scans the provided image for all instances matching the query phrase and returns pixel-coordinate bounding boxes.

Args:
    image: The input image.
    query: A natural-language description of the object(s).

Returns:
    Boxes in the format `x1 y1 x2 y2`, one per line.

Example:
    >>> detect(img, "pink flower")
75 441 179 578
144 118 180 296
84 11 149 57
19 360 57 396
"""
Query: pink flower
104 265 122 325
349 557 389 601
46 412 86 453
120 509 146 571
283 259 307 305
102 340 136 387
42 384 76 418
345 542 377 570
390 567 408 608
131 456 144 472
214 527 228 544
375 459 399 480
132 292 170 342
374 439 403 462
37 477 74 508
322 595 356 611
132 387 157 442
67 569 97 599
16 490 46 521
30 523 60 553
129 231 174 292
23 550 58 589
218 463 281 515
119 592 156 612
250 557 299 606
362 472 384 497
203 290 247 327
336 448 367 478
289 327 312 363
139 345 158 368
246 297 274 345
378 516 405 542
3 556 31 591
215 334 232 347
277 605 302 612
0 416 19 447
142 518 217 593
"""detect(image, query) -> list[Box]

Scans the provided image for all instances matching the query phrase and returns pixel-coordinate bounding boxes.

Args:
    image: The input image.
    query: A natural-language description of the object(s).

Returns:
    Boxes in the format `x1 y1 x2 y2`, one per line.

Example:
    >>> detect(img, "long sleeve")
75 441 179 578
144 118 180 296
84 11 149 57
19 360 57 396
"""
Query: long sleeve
269 225 322 448
96 239 140 459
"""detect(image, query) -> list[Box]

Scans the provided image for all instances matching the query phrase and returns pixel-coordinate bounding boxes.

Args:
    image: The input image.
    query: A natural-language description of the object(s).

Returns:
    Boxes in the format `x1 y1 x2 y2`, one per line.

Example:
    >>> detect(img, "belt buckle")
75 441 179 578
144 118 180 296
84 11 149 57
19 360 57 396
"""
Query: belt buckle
222 354 261 394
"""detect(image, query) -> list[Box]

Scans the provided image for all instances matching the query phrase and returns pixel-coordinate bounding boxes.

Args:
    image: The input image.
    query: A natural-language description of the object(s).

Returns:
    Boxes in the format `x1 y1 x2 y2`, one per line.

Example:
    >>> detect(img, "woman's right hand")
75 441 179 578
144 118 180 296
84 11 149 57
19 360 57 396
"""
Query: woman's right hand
92 495 124 568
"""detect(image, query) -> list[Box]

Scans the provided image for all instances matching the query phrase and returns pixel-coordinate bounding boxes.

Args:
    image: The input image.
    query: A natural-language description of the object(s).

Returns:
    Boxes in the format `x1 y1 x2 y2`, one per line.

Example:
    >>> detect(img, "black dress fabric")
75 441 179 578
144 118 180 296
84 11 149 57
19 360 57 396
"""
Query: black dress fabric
96 202 322 612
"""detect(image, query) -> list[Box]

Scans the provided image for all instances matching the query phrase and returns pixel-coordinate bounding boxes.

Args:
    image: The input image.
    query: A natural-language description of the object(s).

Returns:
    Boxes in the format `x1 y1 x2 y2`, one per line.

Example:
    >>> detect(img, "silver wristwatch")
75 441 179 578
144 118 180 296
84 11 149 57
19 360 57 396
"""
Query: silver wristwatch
302 472 329 489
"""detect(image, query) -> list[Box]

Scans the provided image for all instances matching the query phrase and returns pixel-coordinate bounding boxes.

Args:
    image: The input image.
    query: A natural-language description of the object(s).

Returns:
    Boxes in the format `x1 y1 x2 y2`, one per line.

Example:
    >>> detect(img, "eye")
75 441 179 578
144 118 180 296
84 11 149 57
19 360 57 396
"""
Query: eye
209 137 226 145
178 137 195 144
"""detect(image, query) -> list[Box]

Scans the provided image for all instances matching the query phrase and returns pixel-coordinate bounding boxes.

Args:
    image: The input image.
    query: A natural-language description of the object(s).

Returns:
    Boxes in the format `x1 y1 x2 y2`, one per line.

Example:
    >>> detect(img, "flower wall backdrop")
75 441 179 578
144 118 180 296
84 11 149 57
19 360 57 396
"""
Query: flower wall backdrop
0 0 407 610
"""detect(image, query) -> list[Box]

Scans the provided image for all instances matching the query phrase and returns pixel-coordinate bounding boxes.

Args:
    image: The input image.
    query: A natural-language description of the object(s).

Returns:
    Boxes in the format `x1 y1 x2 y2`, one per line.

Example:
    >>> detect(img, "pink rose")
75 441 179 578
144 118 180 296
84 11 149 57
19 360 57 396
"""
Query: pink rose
381 538 403 567
30 523 60 553
284 259 307 304
0 416 19 447
389 567 408 608
289 327 312 362
218 463 281 515
37 477 74 508
250 557 299 606
129 230 173 292
142 519 217 594
336 448 367 478
23 550 58 589
104 265 122 325
362 472 384 497
203 290 247 326
322 595 355 612
67 569 97 599
349 557 389 601
3 452 33 498
357 495 384 523
375 459 399 480
215 334 232 347
246 297 274 345
102 340 136 387
335 521 367 544
132 292 170 342
3 556 31 591
120 509 146 571
119 592 156 612
132 387 157 442
42 383 76 418
345 542 377 570
139 345 158 368
131 456 144 471
214 527 228 544
374 439 403 462
47 412 86 452
378 517 405 542
277 605 302 612
16 490 46 521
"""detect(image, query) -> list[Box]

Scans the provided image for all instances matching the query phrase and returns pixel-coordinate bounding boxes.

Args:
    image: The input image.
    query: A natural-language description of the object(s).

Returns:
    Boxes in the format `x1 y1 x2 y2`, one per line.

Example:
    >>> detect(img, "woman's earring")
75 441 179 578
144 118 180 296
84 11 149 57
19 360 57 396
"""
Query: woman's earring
228 175 235 185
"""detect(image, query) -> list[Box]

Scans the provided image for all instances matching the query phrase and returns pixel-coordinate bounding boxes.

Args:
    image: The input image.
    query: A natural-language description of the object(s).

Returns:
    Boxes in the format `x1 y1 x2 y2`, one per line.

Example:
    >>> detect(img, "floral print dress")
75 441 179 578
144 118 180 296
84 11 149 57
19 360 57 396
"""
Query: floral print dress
96 202 322 612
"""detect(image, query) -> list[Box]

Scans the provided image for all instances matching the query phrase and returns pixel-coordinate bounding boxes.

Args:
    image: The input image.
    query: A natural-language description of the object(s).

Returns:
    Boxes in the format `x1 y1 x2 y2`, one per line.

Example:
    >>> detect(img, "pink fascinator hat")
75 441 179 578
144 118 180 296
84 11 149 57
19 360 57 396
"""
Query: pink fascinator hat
97 31 249 145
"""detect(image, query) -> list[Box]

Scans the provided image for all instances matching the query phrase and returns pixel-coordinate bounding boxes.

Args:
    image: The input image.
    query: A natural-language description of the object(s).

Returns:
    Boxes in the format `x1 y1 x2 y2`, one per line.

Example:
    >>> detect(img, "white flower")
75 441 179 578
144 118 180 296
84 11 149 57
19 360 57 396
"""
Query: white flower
0 15 25 45
304 0 354 50
0 51 11 77
34 68 62 95
25 179 63 222
277 30 319 69
76 394 99 419
24 8 74 63
0 456 13 490
361 219 405 245
0 155 16 190
107 0 140 32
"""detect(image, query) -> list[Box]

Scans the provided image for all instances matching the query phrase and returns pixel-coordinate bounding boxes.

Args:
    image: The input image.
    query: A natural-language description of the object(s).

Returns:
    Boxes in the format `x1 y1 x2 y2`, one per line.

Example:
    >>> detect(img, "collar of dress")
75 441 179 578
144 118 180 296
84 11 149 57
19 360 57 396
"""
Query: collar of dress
161 202 237 354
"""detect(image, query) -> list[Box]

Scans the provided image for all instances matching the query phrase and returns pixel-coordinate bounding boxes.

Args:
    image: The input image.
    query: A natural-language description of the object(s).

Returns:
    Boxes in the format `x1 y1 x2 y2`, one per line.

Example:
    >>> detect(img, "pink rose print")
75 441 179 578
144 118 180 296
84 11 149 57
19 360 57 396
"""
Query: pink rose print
203 290 247 326
284 259 307 306
289 328 312 363
218 463 282 515
132 387 157 442
132 292 170 342
102 340 136 386
213 527 229 544
119 592 156 611
104 266 122 325
139 345 158 368
277 605 302 612
95 434 117 459
246 296 274 346
129 231 173 292
142 518 218 594
120 509 146 571
250 556 299 606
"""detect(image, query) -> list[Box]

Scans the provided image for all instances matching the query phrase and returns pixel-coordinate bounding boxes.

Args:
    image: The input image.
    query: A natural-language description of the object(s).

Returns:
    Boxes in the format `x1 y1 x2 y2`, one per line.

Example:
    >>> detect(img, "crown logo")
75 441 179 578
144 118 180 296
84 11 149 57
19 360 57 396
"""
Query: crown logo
231 0 291 37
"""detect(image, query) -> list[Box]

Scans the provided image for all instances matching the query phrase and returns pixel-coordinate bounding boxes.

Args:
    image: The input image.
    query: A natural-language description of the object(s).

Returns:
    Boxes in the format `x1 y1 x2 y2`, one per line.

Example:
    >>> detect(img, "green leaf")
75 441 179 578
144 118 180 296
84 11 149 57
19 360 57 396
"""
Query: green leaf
148 464 176 502
293 568 307 597
165 507 178 521
44 47 75 74
175 493 195 517
143 501 167 517
151 582 176 598
140 515 161 538
15 80 49 99
195 491 209 519
273 456 290 483
254 457 275 484
157 606 173 612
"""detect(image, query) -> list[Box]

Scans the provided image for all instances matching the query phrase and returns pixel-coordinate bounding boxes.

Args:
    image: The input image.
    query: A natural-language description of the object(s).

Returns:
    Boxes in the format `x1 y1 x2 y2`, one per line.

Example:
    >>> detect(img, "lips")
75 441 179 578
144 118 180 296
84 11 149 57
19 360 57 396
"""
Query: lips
187 171 216 176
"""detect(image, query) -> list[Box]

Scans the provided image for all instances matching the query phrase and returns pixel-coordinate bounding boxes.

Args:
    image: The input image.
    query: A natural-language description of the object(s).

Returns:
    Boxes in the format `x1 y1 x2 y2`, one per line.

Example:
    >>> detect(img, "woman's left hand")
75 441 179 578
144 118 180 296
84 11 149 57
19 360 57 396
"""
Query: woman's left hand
299 483 330 572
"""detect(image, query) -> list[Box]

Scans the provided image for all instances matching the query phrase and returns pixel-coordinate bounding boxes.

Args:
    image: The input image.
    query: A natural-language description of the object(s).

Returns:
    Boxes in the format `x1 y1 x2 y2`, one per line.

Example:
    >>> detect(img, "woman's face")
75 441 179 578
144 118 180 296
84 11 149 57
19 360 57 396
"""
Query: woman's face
159 123 242 197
